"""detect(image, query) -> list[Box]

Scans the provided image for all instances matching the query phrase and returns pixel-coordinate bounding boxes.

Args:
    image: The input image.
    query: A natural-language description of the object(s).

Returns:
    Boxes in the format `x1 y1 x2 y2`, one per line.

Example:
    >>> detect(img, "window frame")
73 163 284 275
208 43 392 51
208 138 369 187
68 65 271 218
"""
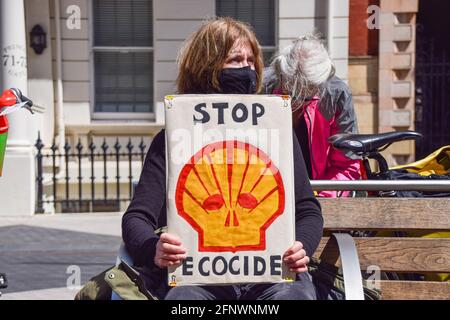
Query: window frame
89 0 155 121
215 0 279 65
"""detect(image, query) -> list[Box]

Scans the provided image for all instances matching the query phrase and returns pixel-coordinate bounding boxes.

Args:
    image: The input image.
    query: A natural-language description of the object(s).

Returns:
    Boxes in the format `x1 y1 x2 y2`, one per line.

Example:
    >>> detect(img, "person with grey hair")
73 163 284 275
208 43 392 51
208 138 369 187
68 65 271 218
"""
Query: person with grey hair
264 34 361 197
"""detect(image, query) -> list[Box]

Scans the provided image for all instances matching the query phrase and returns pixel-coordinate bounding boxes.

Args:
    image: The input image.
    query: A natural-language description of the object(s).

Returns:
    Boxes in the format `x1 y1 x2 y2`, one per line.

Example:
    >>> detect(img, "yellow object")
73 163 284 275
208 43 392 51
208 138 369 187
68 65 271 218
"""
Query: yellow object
391 145 450 176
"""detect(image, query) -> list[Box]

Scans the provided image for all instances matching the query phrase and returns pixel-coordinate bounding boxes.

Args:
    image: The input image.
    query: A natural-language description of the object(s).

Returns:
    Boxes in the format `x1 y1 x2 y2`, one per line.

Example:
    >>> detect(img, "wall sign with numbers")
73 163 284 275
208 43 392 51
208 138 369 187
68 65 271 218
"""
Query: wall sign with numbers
2 44 27 77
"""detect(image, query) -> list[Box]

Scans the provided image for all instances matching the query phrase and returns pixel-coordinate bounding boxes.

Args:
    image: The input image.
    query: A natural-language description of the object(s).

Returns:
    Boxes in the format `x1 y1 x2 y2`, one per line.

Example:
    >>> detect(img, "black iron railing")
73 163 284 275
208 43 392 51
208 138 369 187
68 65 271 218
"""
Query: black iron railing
415 21 450 158
35 133 147 213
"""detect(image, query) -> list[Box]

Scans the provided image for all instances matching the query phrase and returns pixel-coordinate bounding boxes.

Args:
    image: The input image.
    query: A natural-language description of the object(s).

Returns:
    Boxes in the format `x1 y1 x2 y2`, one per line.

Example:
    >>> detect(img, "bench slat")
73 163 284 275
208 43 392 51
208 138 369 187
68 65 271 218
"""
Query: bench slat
319 198 450 231
315 237 450 272
378 280 450 300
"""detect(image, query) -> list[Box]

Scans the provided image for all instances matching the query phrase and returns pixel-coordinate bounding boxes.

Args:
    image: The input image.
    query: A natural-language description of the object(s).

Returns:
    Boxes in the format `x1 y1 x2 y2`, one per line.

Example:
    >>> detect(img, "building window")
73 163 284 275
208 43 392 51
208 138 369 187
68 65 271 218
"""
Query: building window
216 0 276 64
92 0 153 115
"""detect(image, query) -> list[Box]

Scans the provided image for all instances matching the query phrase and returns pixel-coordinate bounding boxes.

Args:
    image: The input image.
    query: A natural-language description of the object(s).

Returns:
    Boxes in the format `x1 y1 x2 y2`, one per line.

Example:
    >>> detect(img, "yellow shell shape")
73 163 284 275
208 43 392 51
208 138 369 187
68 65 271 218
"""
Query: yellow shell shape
175 141 285 252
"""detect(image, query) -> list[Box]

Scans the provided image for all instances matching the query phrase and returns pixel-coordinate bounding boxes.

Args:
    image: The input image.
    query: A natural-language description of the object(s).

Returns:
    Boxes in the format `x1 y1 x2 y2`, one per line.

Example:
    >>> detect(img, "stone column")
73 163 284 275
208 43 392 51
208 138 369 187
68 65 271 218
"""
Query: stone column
378 0 419 165
0 0 36 216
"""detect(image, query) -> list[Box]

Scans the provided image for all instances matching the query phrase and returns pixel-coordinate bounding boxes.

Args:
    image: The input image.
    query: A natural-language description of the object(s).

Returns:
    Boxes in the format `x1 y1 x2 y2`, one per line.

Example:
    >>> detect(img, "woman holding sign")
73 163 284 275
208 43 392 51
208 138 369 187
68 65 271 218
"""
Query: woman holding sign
122 17 323 300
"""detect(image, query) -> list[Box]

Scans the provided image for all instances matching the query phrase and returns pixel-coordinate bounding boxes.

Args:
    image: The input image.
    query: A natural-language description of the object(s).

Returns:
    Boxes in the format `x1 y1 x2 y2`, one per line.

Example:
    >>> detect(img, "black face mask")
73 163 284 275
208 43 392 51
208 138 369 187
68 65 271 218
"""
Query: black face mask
219 66 257 94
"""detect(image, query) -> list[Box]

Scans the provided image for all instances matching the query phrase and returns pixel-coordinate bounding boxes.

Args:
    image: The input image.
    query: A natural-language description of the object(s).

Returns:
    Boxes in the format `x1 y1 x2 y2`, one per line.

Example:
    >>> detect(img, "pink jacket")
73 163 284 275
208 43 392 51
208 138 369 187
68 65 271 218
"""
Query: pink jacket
301 98 361 197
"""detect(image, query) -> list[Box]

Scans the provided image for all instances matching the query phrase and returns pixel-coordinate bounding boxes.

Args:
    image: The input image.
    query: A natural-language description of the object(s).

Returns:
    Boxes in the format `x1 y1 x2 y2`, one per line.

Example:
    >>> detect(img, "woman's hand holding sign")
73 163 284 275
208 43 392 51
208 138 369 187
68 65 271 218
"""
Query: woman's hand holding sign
155 234 310 275
154 233 187 269
283 241 310 273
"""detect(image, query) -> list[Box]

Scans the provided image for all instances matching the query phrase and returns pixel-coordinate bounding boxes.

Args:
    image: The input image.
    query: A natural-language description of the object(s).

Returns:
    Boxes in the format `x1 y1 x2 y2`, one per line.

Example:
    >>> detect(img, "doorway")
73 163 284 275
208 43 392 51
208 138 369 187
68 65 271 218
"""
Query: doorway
415 0 450 158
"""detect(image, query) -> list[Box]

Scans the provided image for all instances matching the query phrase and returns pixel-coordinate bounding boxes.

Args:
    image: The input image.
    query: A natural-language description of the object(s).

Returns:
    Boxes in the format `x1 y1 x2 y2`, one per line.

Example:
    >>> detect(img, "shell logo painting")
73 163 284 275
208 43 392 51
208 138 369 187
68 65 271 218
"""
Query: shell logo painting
175 140 285 252
165 95 296 285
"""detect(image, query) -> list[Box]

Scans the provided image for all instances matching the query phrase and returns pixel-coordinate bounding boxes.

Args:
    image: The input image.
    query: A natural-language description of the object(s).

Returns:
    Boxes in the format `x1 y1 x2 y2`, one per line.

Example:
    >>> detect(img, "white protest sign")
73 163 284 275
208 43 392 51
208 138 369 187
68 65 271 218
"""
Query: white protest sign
165 94 296 286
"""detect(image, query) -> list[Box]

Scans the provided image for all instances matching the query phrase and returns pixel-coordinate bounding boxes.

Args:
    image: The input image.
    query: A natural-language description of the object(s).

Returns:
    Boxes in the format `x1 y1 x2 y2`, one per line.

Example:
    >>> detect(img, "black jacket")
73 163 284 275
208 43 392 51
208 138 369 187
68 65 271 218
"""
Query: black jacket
122 129 323 270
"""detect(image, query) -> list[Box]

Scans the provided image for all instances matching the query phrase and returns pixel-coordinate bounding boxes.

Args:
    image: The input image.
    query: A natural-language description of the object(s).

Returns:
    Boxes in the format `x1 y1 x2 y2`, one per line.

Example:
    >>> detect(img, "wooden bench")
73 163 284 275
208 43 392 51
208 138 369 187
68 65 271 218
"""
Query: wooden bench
315 197 450 300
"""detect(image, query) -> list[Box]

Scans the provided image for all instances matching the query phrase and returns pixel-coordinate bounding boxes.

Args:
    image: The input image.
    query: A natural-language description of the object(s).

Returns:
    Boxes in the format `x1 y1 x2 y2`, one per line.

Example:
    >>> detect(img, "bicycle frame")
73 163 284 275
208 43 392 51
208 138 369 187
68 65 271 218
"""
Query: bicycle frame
361 152 390 180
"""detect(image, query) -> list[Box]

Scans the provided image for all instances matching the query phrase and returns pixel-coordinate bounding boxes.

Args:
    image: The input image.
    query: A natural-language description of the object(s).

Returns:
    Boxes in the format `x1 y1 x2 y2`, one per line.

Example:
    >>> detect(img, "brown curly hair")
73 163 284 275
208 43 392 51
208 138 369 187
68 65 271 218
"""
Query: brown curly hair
176 17 263 94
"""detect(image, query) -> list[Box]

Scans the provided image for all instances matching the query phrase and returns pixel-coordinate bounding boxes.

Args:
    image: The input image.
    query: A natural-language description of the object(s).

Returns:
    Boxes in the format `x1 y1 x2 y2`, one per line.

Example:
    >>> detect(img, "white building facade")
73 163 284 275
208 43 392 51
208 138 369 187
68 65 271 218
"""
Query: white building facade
0 0 350 215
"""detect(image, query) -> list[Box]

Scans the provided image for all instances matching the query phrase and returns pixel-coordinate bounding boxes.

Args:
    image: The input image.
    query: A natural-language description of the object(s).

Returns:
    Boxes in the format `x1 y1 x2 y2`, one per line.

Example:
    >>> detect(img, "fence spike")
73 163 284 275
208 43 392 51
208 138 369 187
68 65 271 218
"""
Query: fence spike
126 138 134 151
139 137 146 151
35 131 44 213
114 138 121 151
34 131 44 150
51 138 57 152
64 140 71 152
101 138 108 152
76 138 83 152
89 139 96 151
